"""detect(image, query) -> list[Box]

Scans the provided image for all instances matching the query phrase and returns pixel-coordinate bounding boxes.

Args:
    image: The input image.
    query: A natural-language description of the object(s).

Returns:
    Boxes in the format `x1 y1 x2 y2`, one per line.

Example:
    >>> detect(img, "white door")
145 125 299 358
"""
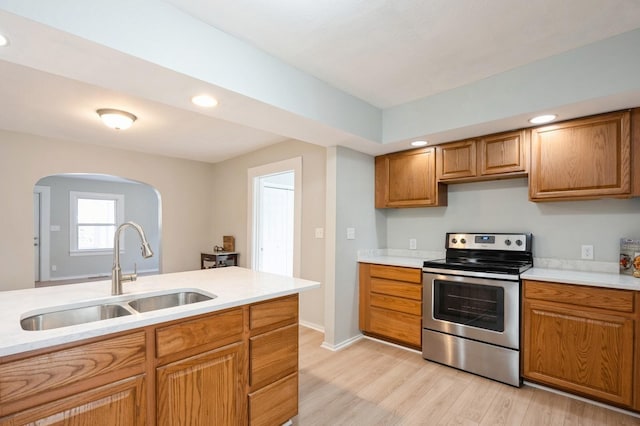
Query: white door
247 157 301 278
33 192 40 282
255 173 294 276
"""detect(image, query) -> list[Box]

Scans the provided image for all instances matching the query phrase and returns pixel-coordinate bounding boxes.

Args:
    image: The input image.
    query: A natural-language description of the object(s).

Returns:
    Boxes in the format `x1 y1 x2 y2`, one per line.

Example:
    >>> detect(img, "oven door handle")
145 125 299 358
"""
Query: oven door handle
422 267 520 281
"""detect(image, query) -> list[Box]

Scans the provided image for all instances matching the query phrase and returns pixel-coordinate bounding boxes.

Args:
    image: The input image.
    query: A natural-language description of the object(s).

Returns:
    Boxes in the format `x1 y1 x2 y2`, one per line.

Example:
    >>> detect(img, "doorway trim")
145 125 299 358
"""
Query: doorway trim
33 185 51 282
247 157 302 277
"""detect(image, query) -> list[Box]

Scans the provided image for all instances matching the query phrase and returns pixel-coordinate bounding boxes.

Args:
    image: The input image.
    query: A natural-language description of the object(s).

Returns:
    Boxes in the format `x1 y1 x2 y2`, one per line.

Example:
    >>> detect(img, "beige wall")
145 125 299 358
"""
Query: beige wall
0 130 215 291
211 140 326 328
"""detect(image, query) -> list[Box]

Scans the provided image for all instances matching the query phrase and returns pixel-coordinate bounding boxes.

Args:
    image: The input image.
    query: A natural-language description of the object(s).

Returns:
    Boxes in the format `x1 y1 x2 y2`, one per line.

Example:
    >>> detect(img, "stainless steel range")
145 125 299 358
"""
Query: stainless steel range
422 232 533 387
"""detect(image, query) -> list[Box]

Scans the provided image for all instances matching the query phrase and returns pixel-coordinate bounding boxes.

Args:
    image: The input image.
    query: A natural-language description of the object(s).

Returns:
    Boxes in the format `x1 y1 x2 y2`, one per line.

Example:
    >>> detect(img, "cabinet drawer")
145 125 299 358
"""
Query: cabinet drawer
248 373 298 426
0 332 146 411
370 278 422 300
370 293 421 316
369 264 421 283
250 295 298 333
250 324 298 390
524 280 634 313
156 308 243 358
369 307 421 347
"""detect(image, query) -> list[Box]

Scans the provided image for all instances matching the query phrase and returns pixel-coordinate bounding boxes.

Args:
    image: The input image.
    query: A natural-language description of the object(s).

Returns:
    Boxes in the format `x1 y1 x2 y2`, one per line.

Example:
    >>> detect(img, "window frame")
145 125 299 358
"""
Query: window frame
69 191 125 256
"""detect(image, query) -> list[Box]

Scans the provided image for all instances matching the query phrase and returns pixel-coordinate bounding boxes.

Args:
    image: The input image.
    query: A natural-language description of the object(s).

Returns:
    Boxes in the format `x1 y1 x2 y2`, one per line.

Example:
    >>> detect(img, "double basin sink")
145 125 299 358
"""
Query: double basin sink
21 290 216 331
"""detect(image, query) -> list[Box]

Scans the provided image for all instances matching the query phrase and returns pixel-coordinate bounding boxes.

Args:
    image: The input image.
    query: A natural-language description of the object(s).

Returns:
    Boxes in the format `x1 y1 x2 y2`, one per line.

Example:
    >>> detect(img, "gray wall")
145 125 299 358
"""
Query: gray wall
36 175 160 280
385 178 640 261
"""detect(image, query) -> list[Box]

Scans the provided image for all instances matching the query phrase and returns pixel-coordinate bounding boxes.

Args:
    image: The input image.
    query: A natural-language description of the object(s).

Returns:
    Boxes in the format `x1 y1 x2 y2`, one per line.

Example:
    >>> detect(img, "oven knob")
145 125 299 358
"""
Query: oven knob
505 239 512 246
451 238 458 244
516 239 523 246
460 238 466 244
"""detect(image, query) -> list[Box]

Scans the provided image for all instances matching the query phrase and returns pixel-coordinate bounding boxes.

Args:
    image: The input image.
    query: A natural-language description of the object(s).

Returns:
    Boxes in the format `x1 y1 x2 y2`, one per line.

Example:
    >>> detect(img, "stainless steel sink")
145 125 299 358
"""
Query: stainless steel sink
128 291 214 313
21 304 132 331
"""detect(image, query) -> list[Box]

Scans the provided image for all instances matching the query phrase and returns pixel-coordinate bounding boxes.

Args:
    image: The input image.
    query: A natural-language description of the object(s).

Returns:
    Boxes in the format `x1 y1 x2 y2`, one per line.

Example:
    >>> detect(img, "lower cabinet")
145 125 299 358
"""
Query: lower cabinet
157 343 244 426
359 263 422 349
522 280 636 408
0 294 301 426
0 375 146 426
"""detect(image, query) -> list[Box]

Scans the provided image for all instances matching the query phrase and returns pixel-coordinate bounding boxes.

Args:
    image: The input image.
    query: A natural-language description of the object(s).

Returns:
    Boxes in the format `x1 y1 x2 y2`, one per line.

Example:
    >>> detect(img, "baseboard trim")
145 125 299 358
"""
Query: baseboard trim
320 333 364 352
299 320 324 333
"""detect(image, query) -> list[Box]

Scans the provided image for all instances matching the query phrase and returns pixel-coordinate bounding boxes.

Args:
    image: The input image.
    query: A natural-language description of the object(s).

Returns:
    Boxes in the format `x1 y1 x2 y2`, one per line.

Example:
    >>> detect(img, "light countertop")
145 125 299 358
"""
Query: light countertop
0 267 320 357
358 252 640 292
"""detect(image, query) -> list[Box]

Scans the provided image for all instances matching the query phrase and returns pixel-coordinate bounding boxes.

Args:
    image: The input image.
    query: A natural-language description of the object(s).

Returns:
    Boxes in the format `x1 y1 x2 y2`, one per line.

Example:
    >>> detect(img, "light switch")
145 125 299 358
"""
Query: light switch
346 227 355 240
50 225 60 232
315 227 324 239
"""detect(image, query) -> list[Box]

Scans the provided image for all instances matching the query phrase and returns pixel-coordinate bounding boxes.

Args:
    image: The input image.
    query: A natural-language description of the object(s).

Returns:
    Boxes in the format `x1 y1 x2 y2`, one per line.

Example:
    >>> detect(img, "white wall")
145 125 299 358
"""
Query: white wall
324 146 385 348
385 178 640 261
0 130 215 291
210 139 326 329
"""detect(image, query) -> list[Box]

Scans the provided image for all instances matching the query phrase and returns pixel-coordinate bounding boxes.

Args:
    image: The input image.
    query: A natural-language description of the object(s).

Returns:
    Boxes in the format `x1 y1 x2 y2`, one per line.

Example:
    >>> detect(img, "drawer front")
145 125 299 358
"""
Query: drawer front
248 373 298 426
250 295 298 333
0 332 146 408
370 278 422 300
156 308 244 358
370 293 421 316
369 264 421 283
250 324 298 390
524 280 634 313
369 307 422 347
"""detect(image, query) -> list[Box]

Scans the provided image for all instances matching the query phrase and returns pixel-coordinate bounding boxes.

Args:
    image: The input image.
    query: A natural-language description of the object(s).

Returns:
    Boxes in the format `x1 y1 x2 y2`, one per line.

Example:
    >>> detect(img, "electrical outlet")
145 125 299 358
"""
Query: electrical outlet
346 227 355 240
581 245 594 260
409 238 417 250
51 265 57 272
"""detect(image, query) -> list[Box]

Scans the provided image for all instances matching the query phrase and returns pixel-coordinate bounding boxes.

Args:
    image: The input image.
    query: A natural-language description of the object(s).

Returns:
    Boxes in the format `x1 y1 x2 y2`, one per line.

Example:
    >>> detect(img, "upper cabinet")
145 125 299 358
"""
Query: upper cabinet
375 147 447 208
437 130 528 183
529 110 636 201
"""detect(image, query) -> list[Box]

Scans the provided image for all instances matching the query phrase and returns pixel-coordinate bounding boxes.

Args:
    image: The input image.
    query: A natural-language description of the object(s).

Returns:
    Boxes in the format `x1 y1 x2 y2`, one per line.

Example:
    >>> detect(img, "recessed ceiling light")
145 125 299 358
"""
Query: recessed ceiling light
0 34 8 47
411 140 428 147
96 109 137 130
191 94 218 108
529 114 557 124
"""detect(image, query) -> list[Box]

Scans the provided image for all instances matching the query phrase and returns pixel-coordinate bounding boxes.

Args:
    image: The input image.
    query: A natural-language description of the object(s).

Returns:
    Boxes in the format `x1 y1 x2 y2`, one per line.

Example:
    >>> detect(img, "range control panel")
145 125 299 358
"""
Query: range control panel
446 233 531 251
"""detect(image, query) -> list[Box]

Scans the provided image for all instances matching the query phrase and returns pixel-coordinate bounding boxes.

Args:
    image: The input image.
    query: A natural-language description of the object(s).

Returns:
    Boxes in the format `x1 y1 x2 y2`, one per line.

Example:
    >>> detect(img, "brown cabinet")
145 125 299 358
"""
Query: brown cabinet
529 110 635 201
0 295 301 425
522 280 636 408
437 130 528 183
359 263 422 349
375 147 447 208
248 294 299 426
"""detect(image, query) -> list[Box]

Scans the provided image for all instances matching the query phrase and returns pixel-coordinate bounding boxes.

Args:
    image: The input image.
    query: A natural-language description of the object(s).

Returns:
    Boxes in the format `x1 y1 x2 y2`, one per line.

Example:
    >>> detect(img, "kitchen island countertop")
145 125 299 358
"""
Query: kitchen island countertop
0 267 319 357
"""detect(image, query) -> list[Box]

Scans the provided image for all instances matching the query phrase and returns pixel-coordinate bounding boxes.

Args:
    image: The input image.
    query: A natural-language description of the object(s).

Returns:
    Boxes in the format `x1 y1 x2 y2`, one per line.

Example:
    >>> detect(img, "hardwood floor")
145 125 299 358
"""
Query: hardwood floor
294 327 640 425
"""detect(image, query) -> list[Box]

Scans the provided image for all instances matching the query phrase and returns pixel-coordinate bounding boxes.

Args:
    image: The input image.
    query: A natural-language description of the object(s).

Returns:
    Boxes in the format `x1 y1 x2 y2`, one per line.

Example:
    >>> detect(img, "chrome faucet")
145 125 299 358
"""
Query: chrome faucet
112 221 154 295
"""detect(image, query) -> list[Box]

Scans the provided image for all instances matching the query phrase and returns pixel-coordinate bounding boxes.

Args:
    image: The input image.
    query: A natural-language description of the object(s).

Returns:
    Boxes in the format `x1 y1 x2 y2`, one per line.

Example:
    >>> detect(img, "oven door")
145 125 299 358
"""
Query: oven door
423 271 520 349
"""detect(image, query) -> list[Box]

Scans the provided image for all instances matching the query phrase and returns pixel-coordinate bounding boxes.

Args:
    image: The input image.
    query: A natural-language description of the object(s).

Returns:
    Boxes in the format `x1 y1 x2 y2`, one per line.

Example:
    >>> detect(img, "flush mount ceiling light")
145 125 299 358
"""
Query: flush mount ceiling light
411 140 428 147
96 108 137 130
0 34 8 47
191 94 218 108
529 114 557 124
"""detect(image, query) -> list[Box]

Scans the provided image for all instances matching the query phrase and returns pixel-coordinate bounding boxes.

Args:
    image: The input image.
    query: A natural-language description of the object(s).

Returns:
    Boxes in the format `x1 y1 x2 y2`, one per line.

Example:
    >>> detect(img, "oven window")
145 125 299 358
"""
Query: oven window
433 280 504 332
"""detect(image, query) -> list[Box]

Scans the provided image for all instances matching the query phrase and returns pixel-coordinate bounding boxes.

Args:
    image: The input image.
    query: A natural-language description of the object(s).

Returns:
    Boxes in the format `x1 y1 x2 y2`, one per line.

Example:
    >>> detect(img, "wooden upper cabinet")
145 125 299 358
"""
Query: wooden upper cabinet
529 110 633 201
436 139 476 180
375 147 446 208
479 130 528 177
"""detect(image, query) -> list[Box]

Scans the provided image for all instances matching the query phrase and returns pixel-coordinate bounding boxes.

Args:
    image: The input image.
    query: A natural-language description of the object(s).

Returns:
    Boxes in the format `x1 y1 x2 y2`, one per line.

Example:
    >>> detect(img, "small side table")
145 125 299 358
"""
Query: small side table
201 252 239 269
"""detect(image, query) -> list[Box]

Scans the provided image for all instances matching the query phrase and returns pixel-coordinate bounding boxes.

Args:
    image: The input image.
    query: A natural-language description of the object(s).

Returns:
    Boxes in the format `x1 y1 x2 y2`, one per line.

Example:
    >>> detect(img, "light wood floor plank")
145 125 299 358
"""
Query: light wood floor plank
294 327 640 425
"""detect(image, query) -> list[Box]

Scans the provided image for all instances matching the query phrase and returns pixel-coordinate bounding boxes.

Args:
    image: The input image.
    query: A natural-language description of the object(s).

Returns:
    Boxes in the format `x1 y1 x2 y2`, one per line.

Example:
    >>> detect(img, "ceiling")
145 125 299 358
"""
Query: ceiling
1 0 640 163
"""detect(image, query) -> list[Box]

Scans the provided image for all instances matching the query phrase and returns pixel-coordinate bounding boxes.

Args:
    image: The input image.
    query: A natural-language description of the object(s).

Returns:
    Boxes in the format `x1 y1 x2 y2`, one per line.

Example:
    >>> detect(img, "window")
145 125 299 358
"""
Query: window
70 191 124 255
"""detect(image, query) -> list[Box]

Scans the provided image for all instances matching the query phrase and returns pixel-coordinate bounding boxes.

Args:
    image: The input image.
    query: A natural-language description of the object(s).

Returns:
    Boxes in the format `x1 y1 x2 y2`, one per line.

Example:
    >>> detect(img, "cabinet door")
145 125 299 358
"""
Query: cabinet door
529 111 631 201
523 299 634 406
478 130 528 176
375 147 445 208
157 342 244 426
248 373 298 426
0 375 146 426
436 139 476 180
